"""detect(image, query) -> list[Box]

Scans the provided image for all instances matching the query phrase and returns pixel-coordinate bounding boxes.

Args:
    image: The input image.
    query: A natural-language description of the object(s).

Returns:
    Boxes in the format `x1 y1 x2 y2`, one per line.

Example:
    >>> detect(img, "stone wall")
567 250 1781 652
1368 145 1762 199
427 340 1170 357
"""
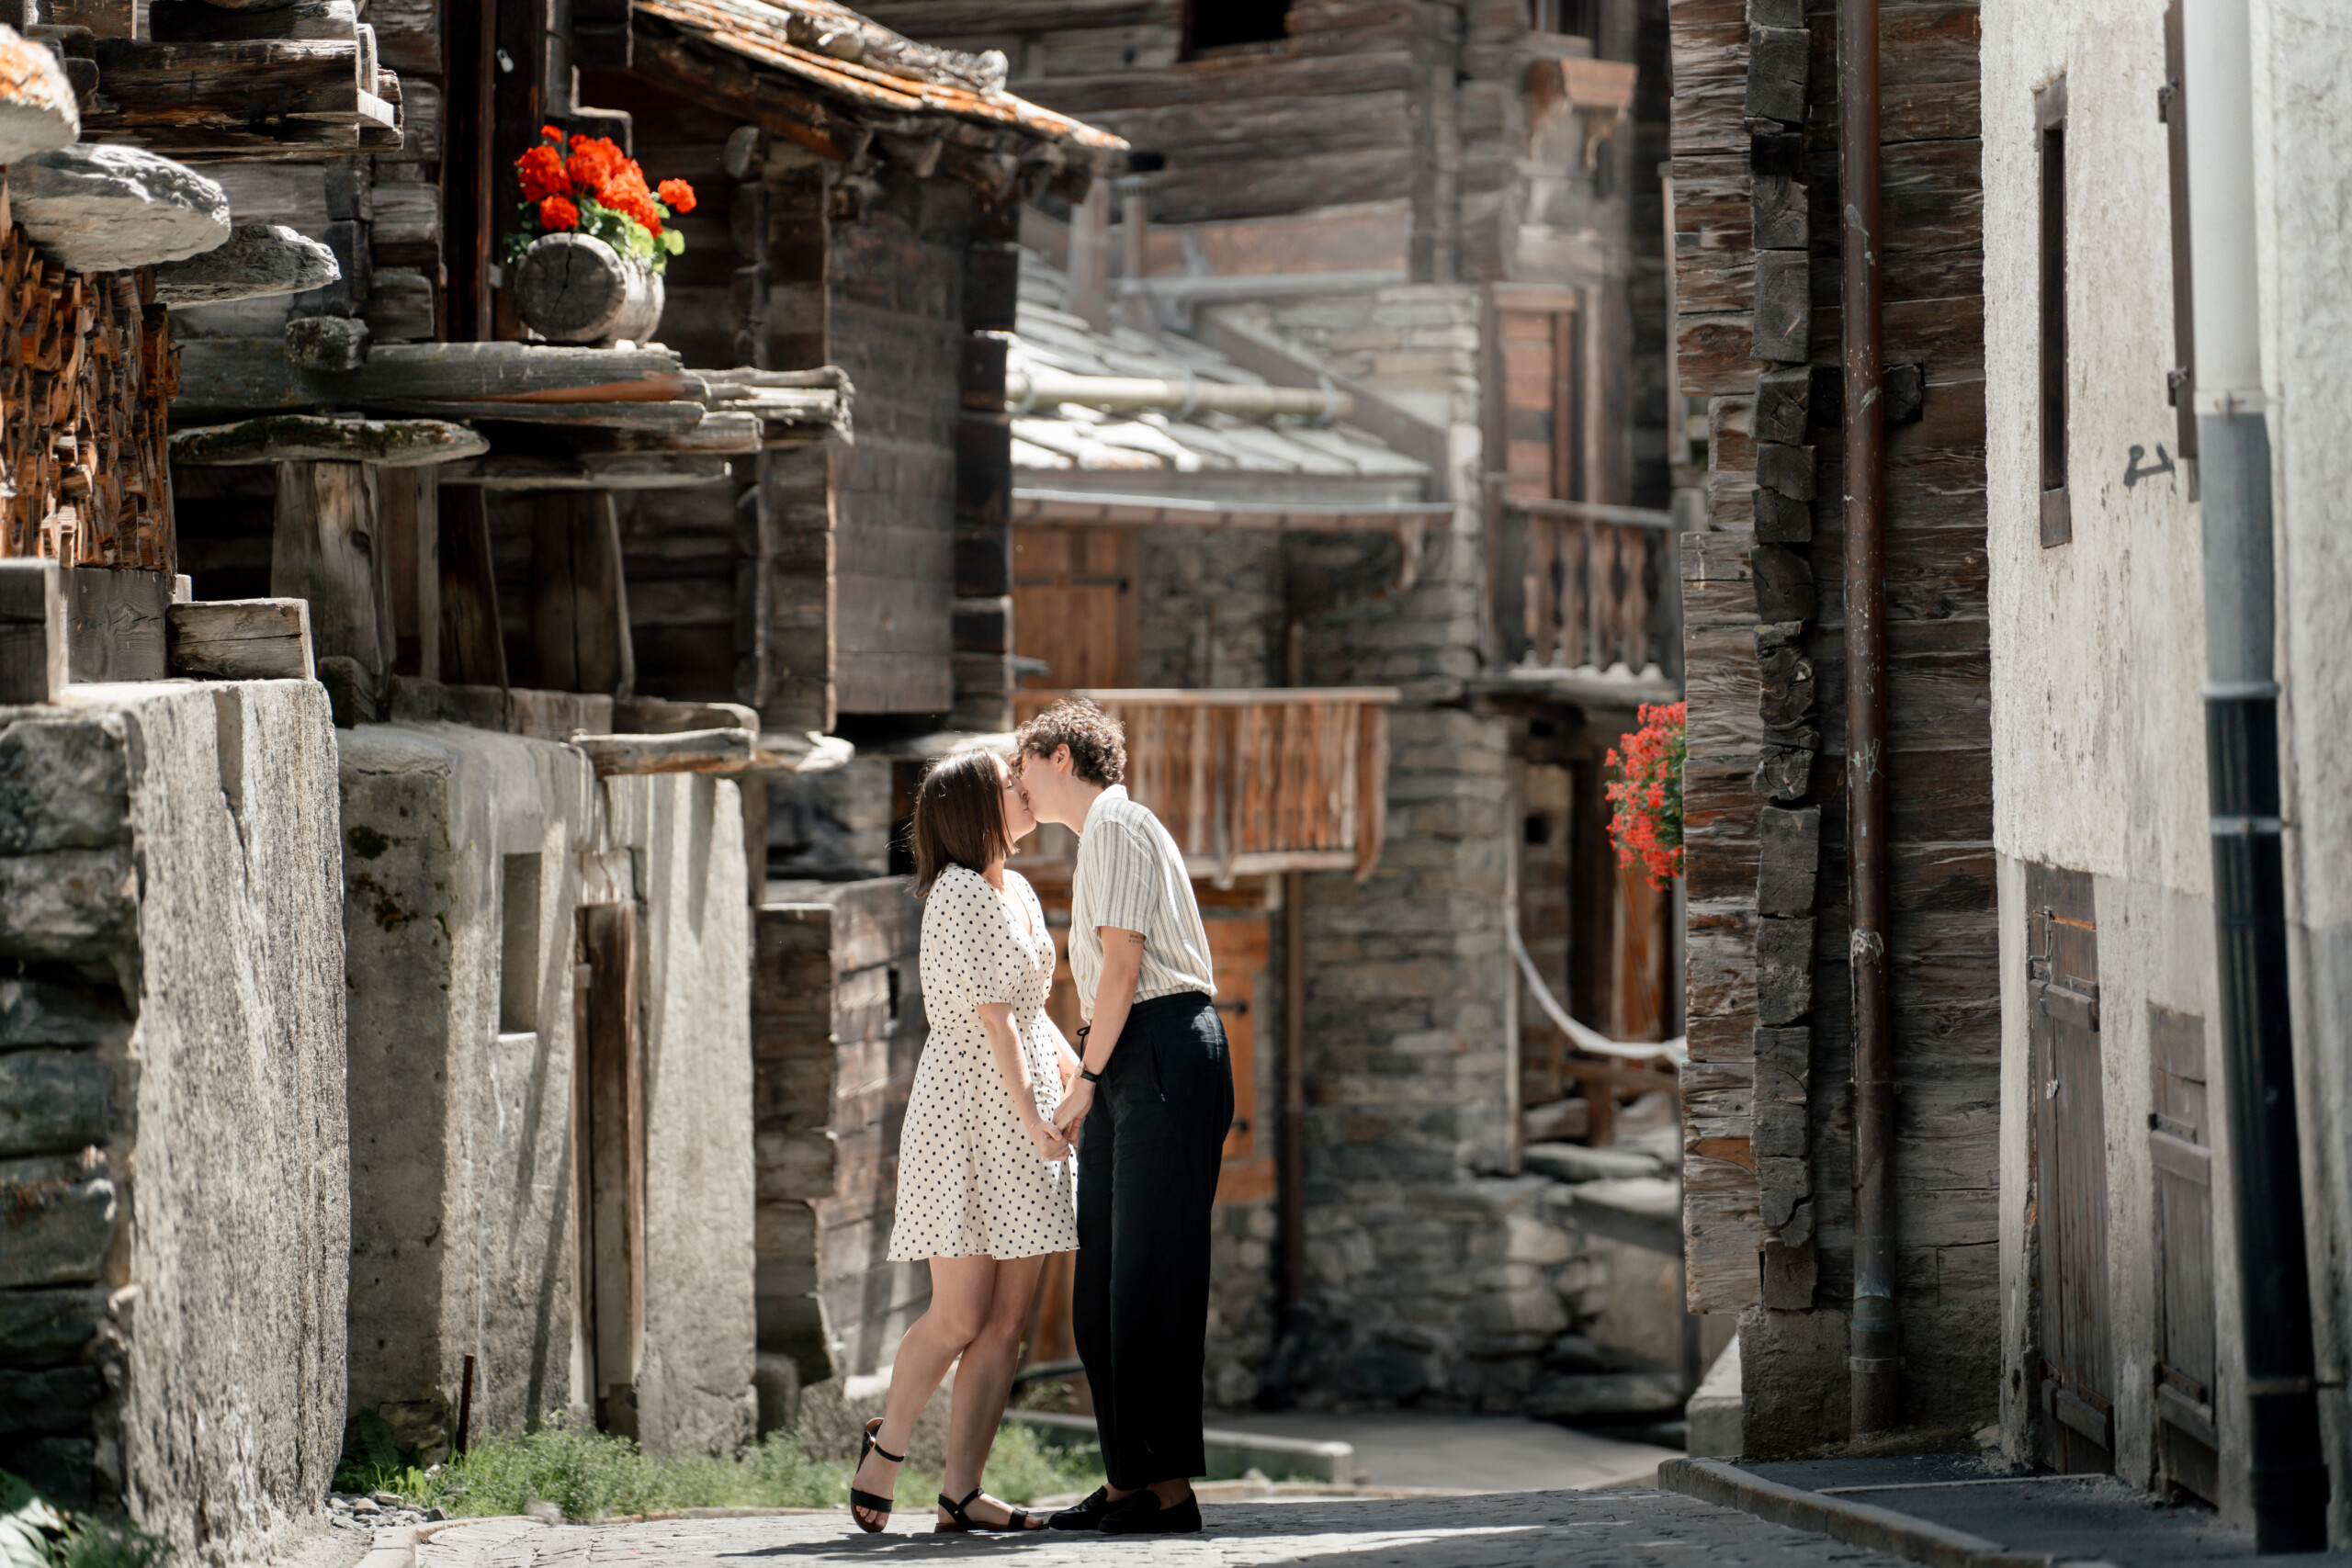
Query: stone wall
339 718 754 1459
0 682 347 1566
610 773 758 1454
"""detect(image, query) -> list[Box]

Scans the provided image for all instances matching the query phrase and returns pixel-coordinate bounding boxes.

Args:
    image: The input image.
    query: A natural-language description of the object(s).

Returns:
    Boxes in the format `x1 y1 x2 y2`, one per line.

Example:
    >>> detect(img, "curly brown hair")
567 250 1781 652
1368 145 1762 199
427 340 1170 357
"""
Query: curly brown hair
1013 699 1126 788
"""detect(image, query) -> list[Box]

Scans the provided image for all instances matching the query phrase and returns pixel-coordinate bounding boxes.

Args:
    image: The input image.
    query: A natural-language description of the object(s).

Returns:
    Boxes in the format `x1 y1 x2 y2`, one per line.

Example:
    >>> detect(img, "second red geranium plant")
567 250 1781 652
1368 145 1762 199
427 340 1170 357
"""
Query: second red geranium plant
511 125 697 272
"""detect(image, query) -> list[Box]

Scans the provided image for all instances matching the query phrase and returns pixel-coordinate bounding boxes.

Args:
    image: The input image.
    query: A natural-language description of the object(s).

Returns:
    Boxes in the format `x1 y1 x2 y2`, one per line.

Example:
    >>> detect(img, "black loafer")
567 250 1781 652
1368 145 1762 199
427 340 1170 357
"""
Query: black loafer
1047 1487 1112 1530
1099 1491 1202 1535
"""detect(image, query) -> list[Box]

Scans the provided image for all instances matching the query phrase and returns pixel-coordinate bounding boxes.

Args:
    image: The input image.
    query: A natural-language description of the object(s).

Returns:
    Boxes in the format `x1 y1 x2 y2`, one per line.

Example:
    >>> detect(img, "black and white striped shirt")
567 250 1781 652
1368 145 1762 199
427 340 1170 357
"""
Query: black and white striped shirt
1069 785 1216 1019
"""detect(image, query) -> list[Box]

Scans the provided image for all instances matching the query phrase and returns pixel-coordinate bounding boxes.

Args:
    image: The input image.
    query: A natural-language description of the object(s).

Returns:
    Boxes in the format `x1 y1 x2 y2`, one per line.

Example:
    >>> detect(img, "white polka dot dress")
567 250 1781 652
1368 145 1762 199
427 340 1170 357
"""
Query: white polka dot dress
888 865 1078 1262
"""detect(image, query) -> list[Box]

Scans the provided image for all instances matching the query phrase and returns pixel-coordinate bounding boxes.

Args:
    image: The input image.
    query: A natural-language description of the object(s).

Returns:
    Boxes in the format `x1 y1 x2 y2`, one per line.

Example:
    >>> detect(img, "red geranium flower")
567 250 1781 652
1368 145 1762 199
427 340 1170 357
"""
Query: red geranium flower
658 178 696 214
566 135 628 192
542 123 565 142
1603 701 1686 889
517 144 568 203
538 195 580 231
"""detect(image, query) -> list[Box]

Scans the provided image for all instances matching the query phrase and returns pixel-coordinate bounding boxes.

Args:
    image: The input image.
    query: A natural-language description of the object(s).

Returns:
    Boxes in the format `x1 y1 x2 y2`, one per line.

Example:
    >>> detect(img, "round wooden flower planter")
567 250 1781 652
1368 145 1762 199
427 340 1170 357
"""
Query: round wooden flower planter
513 231 663 345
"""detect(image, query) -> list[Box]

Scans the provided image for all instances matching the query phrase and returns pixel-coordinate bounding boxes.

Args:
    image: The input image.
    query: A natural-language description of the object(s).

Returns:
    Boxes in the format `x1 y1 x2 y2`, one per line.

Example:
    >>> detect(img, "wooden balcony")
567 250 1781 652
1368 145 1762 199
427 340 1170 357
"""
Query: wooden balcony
1499 496 1681 677
1012 688 1399 883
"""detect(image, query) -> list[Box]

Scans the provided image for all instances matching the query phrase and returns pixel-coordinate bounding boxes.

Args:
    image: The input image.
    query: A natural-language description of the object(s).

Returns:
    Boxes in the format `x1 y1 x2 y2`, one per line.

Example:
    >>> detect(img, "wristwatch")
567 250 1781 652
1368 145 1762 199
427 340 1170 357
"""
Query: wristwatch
1079 1066 1102 1084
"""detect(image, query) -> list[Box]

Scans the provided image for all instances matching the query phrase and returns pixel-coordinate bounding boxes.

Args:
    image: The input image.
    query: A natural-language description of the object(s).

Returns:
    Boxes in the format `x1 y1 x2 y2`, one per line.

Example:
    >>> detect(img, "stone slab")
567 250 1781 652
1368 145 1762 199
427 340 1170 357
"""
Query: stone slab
0 27 79 167
0 1155 117 1287
0 1286 108 1366
153 223 338 304
0 1049 113 1156
0 978 131 1050
13 143 231 273
0 716 129 855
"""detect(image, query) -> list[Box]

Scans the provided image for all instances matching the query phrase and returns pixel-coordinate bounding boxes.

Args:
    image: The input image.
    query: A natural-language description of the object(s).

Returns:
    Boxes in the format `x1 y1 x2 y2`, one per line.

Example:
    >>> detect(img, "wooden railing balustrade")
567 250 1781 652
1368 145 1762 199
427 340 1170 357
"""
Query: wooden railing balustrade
1012 687 1399 883
1503 496 1680 675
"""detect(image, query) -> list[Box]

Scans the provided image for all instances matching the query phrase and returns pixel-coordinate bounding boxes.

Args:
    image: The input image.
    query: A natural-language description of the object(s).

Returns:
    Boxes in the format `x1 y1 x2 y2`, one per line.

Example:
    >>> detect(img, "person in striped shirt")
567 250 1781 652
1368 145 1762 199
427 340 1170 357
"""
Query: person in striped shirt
1013 699 1231 1537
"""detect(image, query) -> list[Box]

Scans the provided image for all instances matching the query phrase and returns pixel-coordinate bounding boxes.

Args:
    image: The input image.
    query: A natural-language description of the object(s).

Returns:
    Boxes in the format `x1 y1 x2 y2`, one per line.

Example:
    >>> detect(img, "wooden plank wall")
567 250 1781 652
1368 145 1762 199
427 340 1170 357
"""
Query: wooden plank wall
857 0 1516 269
751 880 931 1383
828 170 968 716
1672 0 1997 1435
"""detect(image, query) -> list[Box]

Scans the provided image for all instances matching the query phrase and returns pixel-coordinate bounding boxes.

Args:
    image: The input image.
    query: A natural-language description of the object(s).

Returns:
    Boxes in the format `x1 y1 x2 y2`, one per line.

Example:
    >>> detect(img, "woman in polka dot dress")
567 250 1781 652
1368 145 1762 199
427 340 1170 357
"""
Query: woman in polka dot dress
846 747 1079 1536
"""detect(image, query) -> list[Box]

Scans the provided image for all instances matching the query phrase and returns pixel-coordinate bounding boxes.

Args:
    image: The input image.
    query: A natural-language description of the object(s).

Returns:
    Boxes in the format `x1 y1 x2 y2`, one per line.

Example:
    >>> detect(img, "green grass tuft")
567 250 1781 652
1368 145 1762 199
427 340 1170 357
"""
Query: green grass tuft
394 1417 1103 1523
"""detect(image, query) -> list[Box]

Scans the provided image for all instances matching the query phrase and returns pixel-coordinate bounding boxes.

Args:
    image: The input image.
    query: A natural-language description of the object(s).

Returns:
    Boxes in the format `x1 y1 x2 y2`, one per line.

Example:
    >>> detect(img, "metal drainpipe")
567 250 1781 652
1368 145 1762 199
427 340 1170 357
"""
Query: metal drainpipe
1838 0 1899 1440
2180 0 2332 1546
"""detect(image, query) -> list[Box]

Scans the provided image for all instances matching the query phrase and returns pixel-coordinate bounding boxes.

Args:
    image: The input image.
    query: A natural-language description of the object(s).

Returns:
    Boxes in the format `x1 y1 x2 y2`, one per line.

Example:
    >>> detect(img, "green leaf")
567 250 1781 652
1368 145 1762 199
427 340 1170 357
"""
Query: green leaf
660 231 684 256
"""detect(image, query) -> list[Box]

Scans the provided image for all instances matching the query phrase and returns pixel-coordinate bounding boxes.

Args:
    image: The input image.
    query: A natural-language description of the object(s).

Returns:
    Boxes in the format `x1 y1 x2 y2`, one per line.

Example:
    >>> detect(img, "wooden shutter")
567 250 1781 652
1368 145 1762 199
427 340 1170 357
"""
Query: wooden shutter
1012 525 1137 690
2150 1005 2220 1502
2028 863 2110 1472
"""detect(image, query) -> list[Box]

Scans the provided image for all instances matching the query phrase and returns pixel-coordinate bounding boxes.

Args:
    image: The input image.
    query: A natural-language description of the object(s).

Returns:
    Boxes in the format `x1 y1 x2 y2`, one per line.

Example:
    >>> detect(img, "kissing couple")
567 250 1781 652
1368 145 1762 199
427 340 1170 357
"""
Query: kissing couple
843 699 1235 1538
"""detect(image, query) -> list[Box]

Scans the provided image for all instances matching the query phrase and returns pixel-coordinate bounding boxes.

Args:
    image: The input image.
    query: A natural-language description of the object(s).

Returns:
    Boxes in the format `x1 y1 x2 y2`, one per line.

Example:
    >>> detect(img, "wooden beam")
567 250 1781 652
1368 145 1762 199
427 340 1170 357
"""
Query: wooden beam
438 452 732 490
379 468 438 680
171 338 694 417
529 491 633 696
273 461 392 691
171 414 488 468
436 486 505 688
0 559 68 705
65 568 171 683
568 728 755 776
165 598 314 680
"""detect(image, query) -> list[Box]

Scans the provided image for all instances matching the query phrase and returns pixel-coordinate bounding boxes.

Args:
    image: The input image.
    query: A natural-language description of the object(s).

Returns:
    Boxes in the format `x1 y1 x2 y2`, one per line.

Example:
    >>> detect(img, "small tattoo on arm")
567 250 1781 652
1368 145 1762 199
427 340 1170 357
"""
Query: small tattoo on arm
1125 931 1145 945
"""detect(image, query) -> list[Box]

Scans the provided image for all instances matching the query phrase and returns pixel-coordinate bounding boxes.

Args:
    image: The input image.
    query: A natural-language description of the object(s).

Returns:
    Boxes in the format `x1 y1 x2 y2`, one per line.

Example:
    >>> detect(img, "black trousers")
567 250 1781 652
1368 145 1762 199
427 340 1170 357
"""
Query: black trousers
1071 990 1234 1488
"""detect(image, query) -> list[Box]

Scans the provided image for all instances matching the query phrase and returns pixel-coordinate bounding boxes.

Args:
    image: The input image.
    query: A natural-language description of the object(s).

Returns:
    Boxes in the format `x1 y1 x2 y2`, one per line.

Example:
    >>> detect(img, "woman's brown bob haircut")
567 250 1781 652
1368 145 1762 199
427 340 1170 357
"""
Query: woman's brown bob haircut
910 749 1015 897
1012 698 1126 788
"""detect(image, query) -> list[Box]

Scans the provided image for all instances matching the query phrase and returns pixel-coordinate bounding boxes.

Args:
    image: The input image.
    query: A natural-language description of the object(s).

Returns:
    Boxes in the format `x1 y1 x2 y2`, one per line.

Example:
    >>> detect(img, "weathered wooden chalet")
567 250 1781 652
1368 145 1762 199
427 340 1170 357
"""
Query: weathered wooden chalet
1666 0 1999 1459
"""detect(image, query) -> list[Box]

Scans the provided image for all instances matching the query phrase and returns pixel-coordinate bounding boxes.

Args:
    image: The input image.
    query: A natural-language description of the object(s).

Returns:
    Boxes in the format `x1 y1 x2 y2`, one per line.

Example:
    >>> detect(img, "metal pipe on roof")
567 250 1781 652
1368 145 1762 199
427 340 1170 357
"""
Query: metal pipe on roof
1839 0 1899 1443
2182 0 2331 1546
1005 369 1352 422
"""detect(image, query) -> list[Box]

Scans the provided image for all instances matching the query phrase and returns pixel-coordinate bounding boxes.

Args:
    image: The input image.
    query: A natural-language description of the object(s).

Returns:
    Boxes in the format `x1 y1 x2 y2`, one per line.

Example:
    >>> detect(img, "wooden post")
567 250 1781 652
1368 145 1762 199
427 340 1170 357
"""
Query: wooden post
0 558 67 705
580 902 643 1438
272 460 393 692
379 467 441 681
64 568 172 683
529 491 634 696
437 484 508 688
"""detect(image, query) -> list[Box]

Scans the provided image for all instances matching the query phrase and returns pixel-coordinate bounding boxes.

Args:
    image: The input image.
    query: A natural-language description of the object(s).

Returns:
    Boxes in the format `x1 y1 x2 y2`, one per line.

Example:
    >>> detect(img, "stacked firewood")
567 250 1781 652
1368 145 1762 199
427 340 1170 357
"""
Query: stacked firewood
0 229 179 571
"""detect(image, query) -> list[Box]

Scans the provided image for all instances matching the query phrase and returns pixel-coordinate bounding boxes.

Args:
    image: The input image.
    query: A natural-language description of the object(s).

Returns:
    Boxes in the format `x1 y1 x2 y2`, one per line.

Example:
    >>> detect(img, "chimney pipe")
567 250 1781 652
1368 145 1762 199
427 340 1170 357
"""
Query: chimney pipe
1114 154 1164 337
1067 179 1112 334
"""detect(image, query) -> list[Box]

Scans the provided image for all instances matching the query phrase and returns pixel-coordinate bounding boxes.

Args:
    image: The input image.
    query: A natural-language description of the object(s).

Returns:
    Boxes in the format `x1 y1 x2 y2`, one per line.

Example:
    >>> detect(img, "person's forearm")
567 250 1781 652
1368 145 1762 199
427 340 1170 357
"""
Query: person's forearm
1082 932 1145 1074
977 1004 1039 1124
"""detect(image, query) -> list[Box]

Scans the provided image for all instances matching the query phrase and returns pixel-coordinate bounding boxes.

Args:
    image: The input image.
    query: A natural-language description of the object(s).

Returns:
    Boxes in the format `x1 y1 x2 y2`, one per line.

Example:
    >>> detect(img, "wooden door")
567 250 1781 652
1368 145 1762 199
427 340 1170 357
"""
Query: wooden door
1210 915 1271 1203
2149 1005 2219 1501
1012 525 1137 690
2029 864 2111 1472
574 903 644 1438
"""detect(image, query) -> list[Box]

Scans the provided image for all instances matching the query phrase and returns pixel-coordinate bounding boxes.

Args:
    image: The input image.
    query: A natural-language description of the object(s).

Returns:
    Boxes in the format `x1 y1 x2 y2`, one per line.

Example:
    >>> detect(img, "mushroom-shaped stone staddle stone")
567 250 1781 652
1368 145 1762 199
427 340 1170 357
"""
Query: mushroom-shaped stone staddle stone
12 145 232 274
153 225 339 304
0 26 78 165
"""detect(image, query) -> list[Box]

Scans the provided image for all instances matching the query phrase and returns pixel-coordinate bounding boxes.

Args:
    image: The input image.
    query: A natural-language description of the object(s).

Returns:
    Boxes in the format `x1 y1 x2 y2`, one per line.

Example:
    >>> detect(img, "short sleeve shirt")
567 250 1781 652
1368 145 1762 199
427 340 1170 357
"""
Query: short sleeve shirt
1068 785 1216 1021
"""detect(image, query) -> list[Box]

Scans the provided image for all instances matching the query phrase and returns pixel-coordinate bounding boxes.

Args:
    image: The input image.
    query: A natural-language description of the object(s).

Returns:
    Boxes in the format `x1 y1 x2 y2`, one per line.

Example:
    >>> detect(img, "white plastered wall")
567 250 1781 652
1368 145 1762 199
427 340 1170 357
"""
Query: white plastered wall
1985 0 2352 1534
1982 0 2230 1517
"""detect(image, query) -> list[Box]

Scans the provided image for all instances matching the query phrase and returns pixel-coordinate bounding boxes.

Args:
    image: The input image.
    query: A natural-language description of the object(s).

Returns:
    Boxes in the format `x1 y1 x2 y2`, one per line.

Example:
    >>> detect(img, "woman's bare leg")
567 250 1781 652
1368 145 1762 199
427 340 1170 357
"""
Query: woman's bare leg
848 1256 996 1530
938 1252 1050 1528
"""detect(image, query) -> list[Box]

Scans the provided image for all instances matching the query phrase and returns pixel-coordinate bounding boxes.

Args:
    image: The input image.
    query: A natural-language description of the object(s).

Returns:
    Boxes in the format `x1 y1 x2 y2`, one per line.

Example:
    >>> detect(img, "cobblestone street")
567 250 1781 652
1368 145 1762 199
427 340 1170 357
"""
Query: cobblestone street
415 1492 1905 1568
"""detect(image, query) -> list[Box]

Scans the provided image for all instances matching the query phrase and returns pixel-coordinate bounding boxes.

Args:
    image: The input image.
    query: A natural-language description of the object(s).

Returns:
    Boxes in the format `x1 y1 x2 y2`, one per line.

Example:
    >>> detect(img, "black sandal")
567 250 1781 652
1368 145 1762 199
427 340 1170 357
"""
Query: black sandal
849 1417 902 1534
935 1486 1035 1533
